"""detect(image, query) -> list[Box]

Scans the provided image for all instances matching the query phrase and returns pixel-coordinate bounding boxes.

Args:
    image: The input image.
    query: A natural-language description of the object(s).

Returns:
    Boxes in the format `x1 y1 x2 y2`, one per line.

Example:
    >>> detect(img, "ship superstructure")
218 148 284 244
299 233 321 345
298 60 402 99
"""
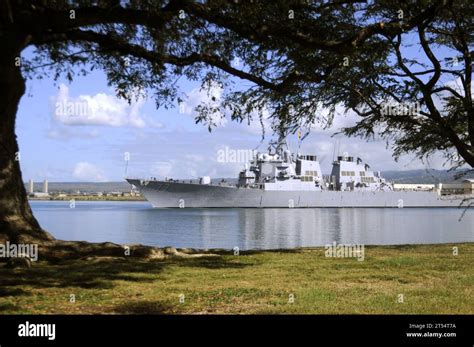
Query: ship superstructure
235 136 391 193
127 137 473 208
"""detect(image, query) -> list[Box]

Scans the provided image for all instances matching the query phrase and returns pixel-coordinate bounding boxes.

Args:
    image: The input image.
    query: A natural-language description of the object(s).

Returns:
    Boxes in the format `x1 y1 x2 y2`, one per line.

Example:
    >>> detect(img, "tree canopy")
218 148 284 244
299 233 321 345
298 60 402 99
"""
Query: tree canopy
7 0 469 168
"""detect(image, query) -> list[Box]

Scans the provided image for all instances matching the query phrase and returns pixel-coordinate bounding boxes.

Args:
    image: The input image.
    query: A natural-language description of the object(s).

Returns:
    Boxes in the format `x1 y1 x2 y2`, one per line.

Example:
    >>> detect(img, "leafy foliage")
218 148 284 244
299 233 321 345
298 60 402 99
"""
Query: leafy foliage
3 0 473 167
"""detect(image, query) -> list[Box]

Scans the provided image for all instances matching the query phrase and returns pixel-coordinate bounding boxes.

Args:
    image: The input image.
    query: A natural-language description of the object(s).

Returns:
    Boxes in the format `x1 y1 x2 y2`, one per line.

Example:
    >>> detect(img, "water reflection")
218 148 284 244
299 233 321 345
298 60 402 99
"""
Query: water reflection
31 201 474 250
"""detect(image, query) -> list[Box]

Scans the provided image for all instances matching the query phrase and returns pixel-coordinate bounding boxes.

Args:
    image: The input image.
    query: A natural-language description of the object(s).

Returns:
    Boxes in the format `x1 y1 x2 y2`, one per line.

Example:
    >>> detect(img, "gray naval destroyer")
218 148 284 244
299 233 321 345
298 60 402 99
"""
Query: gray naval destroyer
127 138 473 208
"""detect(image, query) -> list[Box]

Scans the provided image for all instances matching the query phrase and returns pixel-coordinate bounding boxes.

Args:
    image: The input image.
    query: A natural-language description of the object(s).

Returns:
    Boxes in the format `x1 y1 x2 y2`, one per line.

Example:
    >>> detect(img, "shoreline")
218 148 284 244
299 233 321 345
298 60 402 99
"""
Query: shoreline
28 196 146 202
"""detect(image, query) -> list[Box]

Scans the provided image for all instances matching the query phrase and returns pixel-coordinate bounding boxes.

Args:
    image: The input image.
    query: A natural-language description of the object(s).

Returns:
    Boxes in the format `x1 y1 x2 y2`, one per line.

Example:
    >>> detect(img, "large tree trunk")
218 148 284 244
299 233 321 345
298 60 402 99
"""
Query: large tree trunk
0 37 54 244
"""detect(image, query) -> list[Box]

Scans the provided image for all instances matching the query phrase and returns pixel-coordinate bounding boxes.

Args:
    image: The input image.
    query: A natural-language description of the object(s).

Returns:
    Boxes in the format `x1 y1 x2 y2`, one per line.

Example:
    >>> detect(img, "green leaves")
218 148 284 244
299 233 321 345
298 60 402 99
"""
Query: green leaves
9 0 474 167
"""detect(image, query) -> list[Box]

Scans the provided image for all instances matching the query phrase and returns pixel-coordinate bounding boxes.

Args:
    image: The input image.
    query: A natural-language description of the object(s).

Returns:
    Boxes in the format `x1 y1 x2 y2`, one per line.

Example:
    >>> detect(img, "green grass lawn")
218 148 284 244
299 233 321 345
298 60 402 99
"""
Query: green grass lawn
1 243 473 314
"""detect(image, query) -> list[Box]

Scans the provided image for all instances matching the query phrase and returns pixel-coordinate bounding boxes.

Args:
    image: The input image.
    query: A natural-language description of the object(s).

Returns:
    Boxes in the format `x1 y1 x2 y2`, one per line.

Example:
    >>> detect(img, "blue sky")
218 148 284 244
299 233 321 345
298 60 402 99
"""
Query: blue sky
17 43 453 183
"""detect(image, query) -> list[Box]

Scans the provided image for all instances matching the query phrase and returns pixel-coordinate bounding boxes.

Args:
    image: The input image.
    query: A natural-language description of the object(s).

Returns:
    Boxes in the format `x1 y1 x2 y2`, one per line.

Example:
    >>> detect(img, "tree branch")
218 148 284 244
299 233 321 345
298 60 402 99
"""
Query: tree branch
33 29 328 93
431 86 464 100
417 24 441 89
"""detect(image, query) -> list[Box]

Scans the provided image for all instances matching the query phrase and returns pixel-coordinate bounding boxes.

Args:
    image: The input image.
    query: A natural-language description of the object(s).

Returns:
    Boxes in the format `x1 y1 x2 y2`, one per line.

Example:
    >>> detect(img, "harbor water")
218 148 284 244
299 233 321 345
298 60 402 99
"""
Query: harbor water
30 200 474 250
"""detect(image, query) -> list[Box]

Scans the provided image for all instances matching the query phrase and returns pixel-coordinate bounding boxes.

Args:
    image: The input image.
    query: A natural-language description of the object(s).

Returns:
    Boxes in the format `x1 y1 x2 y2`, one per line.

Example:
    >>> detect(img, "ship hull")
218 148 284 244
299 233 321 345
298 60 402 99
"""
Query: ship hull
127 179 472 208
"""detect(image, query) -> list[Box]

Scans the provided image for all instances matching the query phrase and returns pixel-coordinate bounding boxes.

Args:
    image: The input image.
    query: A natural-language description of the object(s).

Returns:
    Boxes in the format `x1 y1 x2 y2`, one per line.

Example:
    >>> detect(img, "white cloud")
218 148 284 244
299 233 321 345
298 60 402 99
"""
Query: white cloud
47 127 100 141
240 107 272 135
149 154 219 179
179 83 228 127
72 162 107 182
150 161 174 178
51 84 152 128
180 84 277 137
184 154 204 162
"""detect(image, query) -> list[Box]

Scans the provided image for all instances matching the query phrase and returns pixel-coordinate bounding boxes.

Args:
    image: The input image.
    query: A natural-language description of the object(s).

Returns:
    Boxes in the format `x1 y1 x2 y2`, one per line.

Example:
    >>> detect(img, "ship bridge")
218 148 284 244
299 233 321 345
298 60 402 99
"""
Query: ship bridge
329 154 391 191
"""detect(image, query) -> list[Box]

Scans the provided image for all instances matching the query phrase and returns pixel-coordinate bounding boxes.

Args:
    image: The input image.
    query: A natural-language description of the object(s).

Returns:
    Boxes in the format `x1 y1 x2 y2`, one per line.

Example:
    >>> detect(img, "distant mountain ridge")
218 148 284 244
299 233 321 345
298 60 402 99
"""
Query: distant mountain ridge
382 169 474 184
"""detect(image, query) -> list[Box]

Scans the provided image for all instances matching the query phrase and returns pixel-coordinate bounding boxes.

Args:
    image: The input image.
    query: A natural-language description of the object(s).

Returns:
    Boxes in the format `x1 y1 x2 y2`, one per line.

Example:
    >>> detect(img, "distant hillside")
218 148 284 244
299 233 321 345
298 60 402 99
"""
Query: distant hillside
24 181 132 194
24 169 474 192
381 169 474 184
